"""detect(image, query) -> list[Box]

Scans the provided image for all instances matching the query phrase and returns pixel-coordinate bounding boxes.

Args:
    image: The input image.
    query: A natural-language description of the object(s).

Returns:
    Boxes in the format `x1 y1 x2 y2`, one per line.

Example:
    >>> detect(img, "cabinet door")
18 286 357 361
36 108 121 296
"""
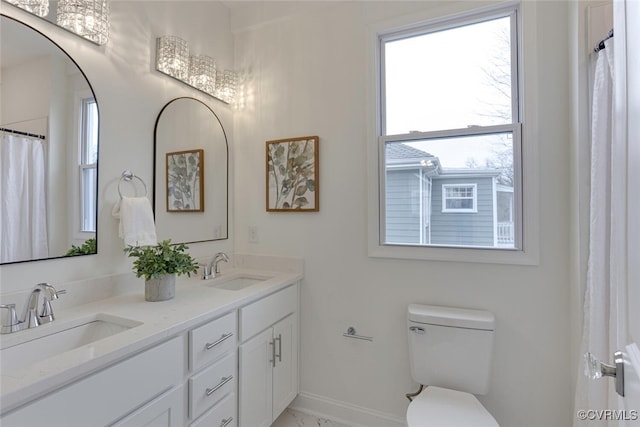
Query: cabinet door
239 328 273 427
272 313 298 419
111 386 184 427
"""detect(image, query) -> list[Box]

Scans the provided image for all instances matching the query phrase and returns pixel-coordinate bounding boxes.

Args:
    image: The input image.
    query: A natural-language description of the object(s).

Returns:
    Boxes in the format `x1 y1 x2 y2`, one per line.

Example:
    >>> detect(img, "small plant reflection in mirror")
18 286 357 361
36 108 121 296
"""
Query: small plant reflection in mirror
266 136 319 212
66 237 97 256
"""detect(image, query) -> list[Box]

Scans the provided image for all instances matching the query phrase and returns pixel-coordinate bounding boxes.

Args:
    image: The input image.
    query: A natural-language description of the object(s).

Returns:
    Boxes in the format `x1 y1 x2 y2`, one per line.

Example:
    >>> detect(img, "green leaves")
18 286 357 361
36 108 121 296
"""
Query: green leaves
66 238 97 256
124 239 199 281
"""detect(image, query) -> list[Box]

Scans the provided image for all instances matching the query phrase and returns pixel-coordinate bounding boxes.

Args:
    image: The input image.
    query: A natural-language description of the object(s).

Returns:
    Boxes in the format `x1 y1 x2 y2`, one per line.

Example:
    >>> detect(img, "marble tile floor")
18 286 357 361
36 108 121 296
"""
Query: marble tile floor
273 408 353 427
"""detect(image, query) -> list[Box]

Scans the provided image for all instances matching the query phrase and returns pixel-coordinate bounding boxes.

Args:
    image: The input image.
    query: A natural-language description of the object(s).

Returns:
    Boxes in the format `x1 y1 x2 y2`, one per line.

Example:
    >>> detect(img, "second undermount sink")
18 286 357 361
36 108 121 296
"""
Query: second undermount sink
203 274 272 291
0 314 142 374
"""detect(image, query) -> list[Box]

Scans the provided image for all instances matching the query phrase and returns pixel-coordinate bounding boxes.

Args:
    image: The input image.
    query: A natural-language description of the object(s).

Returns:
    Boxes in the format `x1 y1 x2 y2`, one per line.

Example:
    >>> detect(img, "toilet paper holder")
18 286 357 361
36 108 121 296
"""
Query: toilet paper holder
343 326 373 342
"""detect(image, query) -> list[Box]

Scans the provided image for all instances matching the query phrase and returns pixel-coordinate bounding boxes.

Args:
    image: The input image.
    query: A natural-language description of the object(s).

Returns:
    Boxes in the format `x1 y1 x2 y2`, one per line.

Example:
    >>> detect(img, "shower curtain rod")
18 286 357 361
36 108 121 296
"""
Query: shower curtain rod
594 29 614 53
0 127 46 140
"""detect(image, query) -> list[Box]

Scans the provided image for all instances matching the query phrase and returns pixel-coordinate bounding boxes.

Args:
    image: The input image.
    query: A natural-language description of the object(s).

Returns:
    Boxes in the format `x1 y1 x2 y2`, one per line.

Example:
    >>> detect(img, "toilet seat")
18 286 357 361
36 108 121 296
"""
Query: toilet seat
406 386 498 427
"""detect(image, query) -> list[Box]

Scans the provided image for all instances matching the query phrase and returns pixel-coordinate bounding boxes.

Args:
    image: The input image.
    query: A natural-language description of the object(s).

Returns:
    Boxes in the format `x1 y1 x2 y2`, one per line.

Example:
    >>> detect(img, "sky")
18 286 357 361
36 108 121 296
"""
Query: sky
384 15 513 168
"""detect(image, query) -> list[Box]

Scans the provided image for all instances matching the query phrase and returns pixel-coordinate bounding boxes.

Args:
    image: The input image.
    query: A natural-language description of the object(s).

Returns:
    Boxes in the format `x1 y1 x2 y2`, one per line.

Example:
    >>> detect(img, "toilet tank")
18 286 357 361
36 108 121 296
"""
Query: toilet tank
407 304 495 395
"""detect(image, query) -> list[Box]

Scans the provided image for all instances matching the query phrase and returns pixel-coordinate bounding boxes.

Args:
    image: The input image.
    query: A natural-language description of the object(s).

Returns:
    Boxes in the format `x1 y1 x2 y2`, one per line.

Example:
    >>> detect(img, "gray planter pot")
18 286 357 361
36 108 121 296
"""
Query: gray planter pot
145 274 176 302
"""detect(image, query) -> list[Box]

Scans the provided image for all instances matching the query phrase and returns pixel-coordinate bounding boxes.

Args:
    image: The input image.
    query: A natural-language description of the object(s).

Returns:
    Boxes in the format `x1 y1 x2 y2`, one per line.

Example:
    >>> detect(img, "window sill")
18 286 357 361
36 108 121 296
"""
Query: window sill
368 242 539 266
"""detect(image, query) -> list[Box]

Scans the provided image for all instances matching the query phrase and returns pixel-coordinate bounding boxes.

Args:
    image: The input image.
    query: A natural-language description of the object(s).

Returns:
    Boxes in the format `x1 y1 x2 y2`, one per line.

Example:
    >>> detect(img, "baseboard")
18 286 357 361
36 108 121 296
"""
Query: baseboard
289 391 405 427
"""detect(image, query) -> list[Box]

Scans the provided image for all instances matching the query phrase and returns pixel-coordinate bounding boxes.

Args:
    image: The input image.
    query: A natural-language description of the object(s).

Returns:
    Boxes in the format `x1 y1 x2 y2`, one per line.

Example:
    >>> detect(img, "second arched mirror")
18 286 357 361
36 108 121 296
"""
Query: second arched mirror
153 97 228 243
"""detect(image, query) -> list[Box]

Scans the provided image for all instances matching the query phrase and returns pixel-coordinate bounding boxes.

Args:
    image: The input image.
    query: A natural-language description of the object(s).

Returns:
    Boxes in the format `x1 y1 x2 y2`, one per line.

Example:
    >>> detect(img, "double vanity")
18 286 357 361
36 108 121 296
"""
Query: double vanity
0 262 301 427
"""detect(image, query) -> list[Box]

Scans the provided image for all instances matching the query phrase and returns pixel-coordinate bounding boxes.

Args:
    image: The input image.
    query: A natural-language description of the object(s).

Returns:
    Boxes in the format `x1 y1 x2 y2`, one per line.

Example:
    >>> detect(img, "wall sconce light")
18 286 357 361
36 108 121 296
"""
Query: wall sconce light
56 0 110 45
189 55 216 96
156 35 190 82
155 35 239 106
5 0 49 17
217 70 237 104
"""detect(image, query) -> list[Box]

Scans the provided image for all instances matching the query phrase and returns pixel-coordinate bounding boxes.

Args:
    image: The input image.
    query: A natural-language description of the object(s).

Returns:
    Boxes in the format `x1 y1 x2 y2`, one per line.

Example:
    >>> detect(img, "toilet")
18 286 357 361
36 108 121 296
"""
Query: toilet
406 304 499 427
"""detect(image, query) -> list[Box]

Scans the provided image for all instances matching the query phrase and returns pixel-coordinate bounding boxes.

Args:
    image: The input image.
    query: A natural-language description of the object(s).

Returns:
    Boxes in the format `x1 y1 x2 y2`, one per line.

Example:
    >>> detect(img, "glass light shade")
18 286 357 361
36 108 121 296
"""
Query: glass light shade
56 0 110 45
6 0 49 17
189 55 216 95
157 36 190 82
217 69 237 104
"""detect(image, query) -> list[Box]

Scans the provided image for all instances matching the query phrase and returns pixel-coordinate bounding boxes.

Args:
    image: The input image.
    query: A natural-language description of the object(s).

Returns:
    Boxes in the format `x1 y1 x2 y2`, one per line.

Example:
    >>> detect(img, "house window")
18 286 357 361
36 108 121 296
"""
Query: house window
79 97 98 233
442 184 477 212
377 4 521 252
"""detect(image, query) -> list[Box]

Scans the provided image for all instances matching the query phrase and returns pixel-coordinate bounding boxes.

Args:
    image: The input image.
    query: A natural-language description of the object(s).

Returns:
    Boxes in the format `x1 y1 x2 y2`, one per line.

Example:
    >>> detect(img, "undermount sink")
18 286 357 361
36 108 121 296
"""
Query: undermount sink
203 274 272 291
0 314 142 374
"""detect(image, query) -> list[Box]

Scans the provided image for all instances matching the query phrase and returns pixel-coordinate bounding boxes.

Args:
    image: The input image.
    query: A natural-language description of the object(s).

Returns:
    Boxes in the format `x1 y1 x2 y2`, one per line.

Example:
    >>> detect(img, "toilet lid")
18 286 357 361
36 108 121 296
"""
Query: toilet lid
406 386 498 427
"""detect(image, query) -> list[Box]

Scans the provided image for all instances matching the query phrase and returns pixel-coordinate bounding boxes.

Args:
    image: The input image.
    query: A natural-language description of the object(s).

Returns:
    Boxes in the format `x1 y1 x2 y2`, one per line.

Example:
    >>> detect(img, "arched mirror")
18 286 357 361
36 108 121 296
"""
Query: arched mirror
1 15 99 264
154 97 228 243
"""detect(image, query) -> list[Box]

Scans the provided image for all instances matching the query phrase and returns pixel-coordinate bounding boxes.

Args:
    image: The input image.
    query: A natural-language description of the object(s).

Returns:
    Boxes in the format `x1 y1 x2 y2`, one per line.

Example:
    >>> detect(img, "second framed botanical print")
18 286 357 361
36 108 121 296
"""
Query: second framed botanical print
266 136 319 212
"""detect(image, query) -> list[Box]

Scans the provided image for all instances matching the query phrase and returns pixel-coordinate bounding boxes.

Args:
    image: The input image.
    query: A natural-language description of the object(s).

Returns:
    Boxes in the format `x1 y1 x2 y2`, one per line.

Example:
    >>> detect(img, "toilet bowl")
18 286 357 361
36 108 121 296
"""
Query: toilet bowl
406 386 498 427
406 304 499 427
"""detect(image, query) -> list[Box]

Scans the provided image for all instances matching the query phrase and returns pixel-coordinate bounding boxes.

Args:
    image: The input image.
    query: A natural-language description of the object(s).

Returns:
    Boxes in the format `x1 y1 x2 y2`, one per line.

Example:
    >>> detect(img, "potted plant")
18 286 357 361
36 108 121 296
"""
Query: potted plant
124 239 199 302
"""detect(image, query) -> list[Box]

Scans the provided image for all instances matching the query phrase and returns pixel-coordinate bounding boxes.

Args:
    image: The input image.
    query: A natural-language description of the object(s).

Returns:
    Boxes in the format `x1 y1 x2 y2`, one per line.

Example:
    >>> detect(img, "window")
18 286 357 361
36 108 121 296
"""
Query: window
79 96 98 233
442 184 477 212
377 4 521 252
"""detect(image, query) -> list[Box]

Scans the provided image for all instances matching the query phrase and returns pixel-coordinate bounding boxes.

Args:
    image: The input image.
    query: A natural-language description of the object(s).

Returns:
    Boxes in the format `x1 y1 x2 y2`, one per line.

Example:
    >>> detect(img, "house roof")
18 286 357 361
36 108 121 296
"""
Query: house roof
386 143 434 160
386 143 508 185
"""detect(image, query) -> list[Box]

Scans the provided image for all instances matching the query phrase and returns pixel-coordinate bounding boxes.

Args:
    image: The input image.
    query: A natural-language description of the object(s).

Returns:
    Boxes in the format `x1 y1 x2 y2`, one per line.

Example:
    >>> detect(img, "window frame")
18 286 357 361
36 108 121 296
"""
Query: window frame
442 184 478 213
71 90 98 240
367 1 539 265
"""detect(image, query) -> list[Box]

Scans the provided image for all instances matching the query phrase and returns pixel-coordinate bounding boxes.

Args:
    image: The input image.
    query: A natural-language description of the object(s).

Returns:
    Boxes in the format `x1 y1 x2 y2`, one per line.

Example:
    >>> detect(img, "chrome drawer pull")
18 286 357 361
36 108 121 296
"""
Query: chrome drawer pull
220 417 233 427
206 332 234 350
206 375 233 396
269 339 276 367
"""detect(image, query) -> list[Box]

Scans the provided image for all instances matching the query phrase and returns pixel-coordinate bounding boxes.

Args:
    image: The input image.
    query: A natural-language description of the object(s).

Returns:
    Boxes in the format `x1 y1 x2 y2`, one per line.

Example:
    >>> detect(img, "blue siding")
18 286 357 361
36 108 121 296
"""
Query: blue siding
385 170 421 244
430 177 494 247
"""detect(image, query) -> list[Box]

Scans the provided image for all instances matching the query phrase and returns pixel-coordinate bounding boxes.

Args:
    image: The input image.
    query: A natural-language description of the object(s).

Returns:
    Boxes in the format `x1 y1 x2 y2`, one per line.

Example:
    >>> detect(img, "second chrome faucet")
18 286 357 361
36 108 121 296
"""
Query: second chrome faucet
201 252 229 280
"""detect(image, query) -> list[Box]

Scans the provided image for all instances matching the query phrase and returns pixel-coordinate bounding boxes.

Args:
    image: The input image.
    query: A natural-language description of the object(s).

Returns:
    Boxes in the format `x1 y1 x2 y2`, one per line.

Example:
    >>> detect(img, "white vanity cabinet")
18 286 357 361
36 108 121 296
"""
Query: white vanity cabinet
1 336 185 427
0 275 301 427
188 311 238 427
111 385 185 427
238 284 299 427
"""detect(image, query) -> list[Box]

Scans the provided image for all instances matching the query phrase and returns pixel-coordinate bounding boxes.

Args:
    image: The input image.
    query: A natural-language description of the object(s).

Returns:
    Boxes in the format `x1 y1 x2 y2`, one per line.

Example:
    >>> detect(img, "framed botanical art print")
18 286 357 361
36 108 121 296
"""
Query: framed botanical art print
166 149 204 212
266 136 319 212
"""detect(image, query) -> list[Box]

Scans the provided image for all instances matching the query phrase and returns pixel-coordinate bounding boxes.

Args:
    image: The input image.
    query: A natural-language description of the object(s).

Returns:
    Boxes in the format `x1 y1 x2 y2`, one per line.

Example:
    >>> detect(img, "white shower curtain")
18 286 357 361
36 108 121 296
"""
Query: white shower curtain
0 132 49 263
574 39 617 426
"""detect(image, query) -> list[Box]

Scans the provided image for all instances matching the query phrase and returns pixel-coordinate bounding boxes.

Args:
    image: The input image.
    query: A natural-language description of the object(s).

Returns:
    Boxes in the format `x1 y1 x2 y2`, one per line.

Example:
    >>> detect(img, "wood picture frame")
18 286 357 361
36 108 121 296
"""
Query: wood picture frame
266 136 319 212
166 149 204 212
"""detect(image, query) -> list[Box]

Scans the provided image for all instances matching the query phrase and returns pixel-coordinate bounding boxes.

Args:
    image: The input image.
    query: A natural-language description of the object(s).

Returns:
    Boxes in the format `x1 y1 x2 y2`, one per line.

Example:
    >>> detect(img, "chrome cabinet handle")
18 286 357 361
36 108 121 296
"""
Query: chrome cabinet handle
270 339 276 367
275 334 282 363
409 326 426 334
206 375 233 396
206 332 234 350
220 417 233 427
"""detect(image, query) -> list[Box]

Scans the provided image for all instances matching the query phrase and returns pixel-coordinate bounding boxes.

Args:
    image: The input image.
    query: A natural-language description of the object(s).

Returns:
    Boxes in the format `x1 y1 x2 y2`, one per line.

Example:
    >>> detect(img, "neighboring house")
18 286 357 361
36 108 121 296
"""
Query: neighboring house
385 143 514 248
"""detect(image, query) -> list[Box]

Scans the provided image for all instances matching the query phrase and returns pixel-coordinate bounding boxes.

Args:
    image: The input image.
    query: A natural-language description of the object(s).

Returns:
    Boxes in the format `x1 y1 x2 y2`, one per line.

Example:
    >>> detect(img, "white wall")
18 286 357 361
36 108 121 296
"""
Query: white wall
232 1 573 426
0 1 234 293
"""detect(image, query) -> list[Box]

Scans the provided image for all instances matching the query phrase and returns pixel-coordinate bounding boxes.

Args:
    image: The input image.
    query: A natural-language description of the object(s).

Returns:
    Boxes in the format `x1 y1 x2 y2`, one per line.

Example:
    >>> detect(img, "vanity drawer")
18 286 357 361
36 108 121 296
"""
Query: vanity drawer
239 284 297 342
190 311 236 372
190 392 236 427
189 352 236 419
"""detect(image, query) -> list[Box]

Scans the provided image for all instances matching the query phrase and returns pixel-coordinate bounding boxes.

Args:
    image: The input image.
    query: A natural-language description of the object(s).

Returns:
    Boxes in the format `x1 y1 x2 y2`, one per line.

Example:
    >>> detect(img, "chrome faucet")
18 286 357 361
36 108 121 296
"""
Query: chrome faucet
0 283 65 334
201 252 229 279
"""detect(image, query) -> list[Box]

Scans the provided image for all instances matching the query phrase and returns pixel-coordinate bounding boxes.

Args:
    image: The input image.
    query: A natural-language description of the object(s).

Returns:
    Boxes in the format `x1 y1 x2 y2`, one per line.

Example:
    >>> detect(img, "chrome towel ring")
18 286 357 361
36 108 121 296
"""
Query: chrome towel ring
118 170 148 199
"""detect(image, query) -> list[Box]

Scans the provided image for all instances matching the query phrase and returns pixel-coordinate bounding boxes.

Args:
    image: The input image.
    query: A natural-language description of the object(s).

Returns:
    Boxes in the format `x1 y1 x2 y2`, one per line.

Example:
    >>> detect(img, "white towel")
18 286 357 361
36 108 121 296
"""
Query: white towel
112 196 158 246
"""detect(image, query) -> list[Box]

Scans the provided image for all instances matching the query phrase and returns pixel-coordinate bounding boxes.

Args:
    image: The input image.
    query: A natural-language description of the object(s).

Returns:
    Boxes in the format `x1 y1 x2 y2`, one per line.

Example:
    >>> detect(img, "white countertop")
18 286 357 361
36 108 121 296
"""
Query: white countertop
0 267 302 414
